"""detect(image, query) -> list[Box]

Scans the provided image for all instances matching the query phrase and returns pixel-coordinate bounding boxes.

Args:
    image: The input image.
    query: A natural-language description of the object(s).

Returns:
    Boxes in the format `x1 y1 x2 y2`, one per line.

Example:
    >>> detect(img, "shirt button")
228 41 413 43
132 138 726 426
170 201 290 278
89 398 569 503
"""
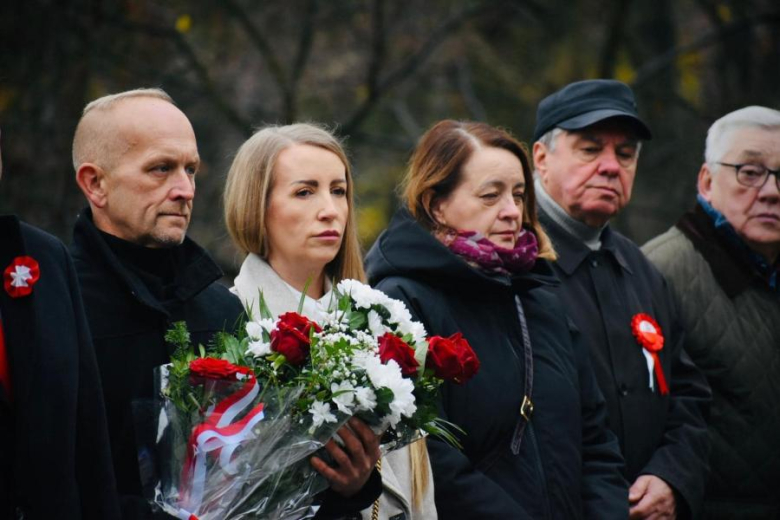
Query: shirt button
590 258 599 267
619 384 629 396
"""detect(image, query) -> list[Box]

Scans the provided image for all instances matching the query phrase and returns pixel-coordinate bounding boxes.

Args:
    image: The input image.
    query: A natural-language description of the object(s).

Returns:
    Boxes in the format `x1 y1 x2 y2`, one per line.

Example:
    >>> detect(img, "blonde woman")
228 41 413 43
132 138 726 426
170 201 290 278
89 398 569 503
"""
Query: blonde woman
224 123 436 519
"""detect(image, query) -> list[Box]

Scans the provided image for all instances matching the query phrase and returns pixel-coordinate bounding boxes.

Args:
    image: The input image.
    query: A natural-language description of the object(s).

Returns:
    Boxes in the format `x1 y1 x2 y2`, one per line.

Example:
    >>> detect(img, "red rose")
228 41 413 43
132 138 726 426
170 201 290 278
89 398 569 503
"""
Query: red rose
189 358 249 380
426 333 480 384
270 312 321 366
378 333 420 376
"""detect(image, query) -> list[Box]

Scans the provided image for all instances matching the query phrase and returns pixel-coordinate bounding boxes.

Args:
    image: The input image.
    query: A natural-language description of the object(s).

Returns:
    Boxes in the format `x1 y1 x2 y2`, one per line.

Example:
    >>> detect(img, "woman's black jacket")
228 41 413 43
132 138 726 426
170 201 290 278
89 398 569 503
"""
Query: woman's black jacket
365 209 628 520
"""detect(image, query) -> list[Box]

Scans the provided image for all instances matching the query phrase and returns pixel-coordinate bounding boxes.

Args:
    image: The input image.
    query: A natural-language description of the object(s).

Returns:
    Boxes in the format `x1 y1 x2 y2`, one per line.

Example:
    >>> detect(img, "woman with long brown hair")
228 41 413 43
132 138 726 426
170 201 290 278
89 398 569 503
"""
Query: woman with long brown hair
365 120 628 519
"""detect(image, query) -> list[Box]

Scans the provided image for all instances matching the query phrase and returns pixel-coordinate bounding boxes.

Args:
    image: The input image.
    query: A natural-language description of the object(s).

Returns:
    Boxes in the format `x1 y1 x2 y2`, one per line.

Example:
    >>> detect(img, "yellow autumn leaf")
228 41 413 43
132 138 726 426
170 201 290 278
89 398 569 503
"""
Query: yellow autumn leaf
0 87 16 111
717 4 732 23
357 205 389 245
677 52 702 106
176 14 192 34
614 51 636 84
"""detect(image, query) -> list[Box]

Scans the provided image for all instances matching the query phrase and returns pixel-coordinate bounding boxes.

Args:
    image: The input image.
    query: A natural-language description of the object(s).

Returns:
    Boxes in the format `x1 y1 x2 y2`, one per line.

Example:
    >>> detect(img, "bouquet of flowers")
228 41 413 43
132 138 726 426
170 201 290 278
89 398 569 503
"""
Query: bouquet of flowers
140 279 479 520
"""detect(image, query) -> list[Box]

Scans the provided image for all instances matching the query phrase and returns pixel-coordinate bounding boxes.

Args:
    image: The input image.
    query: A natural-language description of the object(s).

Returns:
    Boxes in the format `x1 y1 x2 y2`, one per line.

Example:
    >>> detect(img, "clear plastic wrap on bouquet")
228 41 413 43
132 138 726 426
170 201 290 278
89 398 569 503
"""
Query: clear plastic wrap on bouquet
142 278 482 518
136 365 350 520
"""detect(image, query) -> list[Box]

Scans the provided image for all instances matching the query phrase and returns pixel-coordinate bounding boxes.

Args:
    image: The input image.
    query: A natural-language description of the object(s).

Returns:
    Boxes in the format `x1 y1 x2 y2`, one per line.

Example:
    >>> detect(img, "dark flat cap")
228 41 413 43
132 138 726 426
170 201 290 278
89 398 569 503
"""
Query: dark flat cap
533 79 652 142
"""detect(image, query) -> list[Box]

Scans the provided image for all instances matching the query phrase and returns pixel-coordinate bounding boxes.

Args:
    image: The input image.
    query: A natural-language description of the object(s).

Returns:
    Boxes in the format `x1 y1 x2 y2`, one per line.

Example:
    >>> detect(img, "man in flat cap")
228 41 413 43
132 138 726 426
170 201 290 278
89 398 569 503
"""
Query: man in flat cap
644 106 780 519
532 80 711 519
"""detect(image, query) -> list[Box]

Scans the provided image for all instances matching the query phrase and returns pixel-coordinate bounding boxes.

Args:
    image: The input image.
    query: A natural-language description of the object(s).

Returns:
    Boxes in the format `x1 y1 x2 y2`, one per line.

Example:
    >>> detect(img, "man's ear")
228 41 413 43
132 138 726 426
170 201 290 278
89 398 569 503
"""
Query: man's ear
532 141 548 181
697 163 713 202
76 163 108 208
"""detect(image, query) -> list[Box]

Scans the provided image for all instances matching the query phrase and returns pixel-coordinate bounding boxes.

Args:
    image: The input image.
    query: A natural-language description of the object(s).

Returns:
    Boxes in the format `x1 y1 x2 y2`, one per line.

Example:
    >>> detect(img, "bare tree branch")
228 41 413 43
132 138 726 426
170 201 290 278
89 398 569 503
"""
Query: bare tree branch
341 0 511 135
103 16 254 134
456 57 487 121
598 0 632 77
392 98 423 139
366 0 387 102
284 0 319 122
632 11 780 89
221 0 288 95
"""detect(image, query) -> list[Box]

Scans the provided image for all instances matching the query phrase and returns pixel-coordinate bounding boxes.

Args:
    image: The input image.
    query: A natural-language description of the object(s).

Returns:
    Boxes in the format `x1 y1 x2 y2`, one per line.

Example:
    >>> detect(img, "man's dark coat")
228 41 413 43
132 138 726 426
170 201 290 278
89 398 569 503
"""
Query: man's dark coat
0 215 120 520
539 208 711 518
69 210 245 518
69 210 379 519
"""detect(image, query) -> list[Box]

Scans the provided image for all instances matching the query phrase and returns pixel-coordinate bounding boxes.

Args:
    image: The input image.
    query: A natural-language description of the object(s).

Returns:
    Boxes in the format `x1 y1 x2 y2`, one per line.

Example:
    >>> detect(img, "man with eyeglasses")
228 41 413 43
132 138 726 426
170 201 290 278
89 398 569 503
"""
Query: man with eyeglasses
532 79 711 519
643 106 780 519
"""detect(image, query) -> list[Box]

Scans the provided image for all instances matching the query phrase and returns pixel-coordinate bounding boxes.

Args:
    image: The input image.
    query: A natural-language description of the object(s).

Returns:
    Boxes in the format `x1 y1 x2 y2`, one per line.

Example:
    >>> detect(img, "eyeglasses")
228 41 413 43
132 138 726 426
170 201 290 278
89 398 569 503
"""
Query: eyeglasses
717 162 780 190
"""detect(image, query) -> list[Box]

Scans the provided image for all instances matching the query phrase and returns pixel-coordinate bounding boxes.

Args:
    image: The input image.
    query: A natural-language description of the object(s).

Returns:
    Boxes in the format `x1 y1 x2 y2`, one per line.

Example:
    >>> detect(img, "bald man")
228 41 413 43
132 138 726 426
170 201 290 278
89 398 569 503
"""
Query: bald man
69 89 380 519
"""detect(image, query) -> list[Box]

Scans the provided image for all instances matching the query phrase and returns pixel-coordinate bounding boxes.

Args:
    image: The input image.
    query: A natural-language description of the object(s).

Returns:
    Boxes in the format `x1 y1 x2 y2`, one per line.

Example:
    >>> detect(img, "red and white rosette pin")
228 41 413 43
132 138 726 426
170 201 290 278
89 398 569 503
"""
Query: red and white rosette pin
4 256 40 298
631 313 668 396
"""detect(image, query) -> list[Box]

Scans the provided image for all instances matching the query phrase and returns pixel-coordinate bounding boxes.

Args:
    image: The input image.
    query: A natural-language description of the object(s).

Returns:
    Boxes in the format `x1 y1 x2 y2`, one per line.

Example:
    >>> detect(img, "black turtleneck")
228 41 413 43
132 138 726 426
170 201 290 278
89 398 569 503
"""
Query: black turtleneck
99 231 181 308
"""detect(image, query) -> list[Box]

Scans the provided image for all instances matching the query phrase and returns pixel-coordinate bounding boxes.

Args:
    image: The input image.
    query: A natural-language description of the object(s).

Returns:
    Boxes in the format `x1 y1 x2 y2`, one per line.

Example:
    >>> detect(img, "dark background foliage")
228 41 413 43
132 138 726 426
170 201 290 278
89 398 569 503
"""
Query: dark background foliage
1 0 778 276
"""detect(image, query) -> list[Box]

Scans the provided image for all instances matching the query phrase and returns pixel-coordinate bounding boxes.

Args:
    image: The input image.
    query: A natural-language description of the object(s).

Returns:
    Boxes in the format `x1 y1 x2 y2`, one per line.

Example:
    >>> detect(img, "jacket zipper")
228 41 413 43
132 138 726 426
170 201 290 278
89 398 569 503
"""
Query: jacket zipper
512 293 552 520
526 423 552 520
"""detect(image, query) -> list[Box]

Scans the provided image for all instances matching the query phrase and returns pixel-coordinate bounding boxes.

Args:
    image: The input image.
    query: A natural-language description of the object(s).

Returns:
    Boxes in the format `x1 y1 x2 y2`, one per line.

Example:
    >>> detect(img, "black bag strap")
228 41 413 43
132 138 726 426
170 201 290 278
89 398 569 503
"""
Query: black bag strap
474 295 534 472
510 295 534 455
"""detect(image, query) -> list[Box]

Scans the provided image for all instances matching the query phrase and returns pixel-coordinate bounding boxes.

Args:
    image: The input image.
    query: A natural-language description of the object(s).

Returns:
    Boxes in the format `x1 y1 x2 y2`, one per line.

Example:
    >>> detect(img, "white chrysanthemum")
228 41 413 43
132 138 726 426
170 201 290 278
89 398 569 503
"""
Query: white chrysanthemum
331 381 356 414
382 410 401 430
387 373 417 420
354 386 377 412
407 321 427 347
367 310 388 338
385 298 413 325
246 339 271 357
362 359 418 427
337 279 392 309
258 318 277 333
245 321 264 340
309 400 337 430
246 318 277 340
351 349 380 373
365 357 403 390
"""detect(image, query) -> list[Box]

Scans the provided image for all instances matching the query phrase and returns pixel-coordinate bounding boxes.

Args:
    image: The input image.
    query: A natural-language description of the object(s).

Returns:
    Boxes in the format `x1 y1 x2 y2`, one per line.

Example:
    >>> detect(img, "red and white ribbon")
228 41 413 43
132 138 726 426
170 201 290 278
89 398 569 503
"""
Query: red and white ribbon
631 313 668 395
3 256 40 298
179 372 266 517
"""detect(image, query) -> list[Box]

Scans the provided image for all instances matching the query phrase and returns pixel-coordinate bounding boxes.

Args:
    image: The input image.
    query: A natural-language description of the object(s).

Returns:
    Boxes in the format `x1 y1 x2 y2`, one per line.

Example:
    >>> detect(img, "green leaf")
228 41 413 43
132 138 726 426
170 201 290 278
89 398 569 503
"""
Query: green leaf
297 276 314 315
373 304 392 321
425 418 465 449
164 321 191 351
348 311 367 330
256 289 274 321
222 335 242 364
374 387 394 408
414 340 429 377
338 293 351 312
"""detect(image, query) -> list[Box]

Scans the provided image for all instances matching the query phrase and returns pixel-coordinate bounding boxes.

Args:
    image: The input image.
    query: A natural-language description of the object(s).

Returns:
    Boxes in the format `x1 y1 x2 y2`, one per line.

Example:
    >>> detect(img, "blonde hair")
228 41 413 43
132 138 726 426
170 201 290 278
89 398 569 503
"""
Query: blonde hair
72 88 174 171
403 120 556 261
224 123 365 282
225 123 431 509
409 440 430 512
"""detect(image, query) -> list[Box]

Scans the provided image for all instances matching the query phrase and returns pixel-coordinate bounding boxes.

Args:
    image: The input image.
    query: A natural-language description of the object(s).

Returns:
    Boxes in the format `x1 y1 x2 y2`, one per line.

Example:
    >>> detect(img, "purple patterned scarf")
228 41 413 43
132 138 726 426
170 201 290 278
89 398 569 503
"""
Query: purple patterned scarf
436 228 539 274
